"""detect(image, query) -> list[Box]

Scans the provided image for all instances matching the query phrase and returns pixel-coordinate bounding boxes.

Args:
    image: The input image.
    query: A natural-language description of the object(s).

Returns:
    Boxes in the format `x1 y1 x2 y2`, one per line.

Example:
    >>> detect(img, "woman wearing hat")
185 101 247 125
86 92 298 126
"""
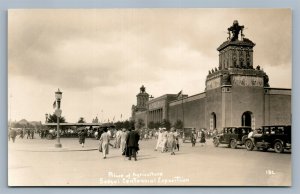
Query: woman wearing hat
78 128 87 148
200 129 206 146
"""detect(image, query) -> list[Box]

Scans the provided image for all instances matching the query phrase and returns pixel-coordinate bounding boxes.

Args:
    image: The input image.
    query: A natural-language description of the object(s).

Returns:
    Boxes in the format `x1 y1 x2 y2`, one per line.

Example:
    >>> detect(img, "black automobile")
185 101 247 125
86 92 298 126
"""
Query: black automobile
213 126 252 149
244 125 291 153
182 128 194 143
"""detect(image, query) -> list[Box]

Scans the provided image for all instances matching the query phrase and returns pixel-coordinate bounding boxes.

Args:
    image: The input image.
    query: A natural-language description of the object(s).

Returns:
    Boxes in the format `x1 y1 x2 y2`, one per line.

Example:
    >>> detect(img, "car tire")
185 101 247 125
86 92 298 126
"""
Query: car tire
213 138 219 147
230 139 237 149
245 139 254 151
274 142 284 153
46 133 53 140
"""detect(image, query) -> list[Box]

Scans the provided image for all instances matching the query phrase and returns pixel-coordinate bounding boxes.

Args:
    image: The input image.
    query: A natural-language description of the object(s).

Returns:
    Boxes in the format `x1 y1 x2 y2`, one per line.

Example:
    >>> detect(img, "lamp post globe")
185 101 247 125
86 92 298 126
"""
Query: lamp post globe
55 88 63 148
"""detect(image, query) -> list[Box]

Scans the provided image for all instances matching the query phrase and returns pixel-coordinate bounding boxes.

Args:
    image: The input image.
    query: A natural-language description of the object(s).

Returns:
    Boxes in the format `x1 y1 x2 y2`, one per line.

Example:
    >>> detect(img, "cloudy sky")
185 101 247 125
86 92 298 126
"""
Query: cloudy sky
8 9 291 123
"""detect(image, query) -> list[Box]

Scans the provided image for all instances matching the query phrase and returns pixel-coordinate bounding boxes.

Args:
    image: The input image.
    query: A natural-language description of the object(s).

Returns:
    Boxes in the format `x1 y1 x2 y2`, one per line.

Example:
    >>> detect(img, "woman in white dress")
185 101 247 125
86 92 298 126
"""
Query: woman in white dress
99 128 110 159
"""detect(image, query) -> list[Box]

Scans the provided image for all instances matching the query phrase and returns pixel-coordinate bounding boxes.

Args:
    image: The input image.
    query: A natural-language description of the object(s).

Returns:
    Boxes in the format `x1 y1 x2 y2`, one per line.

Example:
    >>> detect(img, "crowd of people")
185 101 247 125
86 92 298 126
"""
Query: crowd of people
98 127 140 161
155 127 180 155
8 128 36 142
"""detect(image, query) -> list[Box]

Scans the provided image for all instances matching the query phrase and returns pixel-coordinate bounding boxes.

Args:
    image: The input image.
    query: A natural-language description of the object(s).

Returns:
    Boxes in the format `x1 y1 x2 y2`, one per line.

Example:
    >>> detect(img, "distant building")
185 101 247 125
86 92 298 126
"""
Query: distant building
131 21 291 131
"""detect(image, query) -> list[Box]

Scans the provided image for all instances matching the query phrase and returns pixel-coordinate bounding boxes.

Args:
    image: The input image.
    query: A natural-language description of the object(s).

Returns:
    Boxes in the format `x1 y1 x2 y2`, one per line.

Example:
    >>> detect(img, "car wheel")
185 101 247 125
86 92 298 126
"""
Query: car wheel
46 133 53 140
213 138 219 147
274 142 284 153
245 139 254 151
230 139 237 149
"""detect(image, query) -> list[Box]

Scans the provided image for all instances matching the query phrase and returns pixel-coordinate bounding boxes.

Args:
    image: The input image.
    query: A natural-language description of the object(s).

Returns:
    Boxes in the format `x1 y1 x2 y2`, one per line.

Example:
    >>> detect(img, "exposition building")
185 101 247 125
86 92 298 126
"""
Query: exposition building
131 21 291 131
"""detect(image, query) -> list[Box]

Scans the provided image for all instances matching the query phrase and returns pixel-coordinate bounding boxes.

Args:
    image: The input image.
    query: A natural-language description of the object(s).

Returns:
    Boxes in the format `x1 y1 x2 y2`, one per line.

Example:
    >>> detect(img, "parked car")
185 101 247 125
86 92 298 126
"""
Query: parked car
44 129 57 140
244 125 291 153
213 126 252 149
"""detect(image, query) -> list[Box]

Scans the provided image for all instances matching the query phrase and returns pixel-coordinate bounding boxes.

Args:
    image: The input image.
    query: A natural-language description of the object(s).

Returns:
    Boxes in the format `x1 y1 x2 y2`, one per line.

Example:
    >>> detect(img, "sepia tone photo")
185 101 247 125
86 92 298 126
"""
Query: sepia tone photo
8 9 291 186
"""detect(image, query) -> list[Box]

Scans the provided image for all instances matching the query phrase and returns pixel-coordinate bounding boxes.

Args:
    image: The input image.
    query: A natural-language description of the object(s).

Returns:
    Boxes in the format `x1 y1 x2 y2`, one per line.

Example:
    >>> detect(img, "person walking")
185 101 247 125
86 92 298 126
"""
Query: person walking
78 128 87 148
191 129 197 147
19 129 24 139
114 129 122 148
26 129 30 139
200 129 206 146
167 128 176 155
174 129 180 151
120 128 128 155
99 127 110 159
126 128 140 161
161 128 168 152
30 129 34 139
155 128 163 151
9 128 17 143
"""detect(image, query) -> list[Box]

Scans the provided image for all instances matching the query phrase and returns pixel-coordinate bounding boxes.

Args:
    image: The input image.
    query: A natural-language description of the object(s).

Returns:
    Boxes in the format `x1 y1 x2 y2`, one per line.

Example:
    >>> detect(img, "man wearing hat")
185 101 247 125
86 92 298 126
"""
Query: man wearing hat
126 127 140 161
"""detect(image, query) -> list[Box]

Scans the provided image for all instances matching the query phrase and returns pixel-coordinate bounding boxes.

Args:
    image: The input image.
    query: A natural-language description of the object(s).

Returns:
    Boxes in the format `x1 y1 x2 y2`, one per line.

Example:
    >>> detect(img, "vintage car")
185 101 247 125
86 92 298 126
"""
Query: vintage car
244 125 291 153
182 128 194 143
213 126 252 149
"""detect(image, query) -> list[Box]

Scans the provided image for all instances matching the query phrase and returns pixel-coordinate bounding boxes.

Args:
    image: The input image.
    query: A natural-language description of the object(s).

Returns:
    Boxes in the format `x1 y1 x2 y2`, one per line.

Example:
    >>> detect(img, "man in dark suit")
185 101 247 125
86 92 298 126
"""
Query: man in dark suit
126 128 140 161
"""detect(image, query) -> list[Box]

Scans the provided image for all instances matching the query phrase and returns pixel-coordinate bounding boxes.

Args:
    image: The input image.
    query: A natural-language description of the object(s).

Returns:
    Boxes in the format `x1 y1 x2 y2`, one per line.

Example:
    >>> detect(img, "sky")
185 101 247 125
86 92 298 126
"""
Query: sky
8 9 292 123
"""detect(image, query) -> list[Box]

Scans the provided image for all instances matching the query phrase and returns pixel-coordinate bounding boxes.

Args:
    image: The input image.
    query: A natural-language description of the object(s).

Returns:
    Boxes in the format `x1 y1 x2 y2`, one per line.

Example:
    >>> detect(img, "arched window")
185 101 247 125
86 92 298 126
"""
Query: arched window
210 112 217 130
241 111 254 128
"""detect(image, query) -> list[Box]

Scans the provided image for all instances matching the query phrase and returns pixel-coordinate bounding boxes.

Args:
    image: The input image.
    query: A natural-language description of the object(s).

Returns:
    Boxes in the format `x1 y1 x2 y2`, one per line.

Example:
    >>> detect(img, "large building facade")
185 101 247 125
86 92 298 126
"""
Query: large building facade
131 21 291 131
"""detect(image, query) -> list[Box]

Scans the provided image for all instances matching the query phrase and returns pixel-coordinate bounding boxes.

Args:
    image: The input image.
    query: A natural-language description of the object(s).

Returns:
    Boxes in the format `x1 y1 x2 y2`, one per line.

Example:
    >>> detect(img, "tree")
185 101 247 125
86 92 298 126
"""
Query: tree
161 119 171 130
123 120 130 130
174 119 183 129
115 121 124 130
77 117 86 123
148 121 155 129
136 118 145 130
47 114 66 123
154 121 161 129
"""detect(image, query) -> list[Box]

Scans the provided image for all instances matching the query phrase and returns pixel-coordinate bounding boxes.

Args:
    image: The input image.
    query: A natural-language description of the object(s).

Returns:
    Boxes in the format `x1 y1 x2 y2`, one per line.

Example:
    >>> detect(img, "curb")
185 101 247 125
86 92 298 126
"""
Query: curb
13 147 98 152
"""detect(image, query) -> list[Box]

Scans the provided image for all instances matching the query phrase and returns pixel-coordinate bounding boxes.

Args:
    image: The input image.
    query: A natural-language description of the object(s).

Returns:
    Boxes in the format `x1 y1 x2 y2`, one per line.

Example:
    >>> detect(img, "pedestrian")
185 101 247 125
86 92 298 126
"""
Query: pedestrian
161 128 168 152
120 128 128 155
191 129 197 147
126 127 140 161
78 128 86 148
30 129 34 139
19 129 24 139
167 127 176 155
26 129 30 139
9 128 17 143
155 128 163 151
154 130 159 139
174 129 180 151
114 129 122 148
200 129 206 146
99 127 110 159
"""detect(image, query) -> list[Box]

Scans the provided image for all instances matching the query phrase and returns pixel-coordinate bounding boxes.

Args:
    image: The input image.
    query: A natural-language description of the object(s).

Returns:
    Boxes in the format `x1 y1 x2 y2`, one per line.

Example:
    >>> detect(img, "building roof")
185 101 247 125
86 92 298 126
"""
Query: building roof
217 38 255 51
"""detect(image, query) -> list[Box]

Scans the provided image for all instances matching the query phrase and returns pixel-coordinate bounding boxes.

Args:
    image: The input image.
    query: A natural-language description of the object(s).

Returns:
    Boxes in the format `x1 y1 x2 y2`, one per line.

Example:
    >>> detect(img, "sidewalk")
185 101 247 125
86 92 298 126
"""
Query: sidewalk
8 137 100 152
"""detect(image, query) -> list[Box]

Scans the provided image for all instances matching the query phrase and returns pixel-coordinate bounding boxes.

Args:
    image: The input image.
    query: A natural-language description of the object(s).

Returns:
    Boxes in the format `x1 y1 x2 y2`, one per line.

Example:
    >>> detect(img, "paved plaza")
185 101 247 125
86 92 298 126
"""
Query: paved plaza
8 137 291 186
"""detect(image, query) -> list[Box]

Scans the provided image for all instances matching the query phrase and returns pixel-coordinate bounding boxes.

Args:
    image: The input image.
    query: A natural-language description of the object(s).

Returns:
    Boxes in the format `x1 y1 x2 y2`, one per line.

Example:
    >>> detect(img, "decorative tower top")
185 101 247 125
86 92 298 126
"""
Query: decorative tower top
227 20 244 41
217 20 255 70
140 85 146 93
136 85 149 111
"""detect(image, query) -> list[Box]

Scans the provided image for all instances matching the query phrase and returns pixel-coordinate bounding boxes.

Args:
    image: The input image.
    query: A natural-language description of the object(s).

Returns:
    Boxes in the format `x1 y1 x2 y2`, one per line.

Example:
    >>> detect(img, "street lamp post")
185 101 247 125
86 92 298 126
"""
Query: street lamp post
45 113 48 123
55 89 62 148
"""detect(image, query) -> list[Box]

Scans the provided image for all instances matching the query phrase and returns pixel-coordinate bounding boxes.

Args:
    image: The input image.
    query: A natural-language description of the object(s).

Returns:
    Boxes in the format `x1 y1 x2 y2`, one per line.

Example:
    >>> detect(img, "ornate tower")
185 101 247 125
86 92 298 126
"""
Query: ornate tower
136 85 149 112
218 20 255 70
205 20 270 131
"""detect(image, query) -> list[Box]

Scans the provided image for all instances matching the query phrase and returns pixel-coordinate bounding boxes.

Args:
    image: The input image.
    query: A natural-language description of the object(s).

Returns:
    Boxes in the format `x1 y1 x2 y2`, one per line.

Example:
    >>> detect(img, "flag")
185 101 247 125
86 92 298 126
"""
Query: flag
121 114 122 119
53 101 56 109
113 116 115 121
177 90 182 98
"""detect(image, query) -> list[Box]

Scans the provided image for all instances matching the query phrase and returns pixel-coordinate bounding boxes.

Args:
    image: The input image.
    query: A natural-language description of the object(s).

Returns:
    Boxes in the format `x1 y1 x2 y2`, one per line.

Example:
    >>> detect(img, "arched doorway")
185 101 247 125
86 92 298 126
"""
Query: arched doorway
210 112 217 130
241 111 253 127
